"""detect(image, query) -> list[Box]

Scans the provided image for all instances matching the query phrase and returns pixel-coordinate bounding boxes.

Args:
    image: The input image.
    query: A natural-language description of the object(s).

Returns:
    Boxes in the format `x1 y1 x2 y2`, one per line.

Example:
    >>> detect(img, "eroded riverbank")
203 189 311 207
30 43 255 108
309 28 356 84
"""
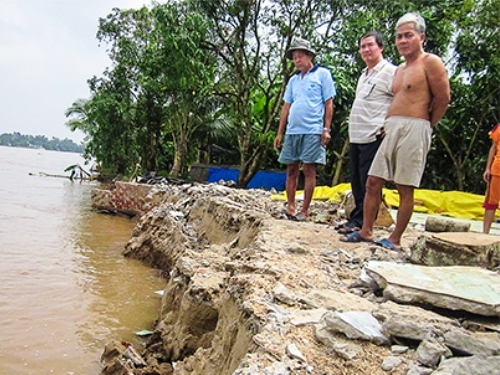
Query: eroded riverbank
97 181 500 375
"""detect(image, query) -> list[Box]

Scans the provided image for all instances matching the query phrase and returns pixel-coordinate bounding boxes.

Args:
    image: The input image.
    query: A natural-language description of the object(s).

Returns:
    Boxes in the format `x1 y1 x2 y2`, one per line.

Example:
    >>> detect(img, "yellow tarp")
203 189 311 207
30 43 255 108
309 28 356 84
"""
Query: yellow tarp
270 183 496 221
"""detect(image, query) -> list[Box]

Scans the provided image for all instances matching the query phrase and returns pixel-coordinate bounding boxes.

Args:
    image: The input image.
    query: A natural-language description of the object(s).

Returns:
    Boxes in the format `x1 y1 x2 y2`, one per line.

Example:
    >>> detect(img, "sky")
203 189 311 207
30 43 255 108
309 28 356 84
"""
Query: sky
0 0 152 144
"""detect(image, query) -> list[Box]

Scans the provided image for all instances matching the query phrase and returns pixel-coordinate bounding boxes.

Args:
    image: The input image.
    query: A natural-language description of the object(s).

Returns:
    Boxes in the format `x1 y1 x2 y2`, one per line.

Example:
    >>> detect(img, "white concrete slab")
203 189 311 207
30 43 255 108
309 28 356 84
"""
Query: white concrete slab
365 261 500 316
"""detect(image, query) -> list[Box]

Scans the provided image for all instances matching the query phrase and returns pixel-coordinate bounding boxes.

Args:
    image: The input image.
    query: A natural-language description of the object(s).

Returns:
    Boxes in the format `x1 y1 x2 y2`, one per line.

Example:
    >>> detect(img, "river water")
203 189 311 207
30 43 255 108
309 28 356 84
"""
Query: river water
0 146 166 375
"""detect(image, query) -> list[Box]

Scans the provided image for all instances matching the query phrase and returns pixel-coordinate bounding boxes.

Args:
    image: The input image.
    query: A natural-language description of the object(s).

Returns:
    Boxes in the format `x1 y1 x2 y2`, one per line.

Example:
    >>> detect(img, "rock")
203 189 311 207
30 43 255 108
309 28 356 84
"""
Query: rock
410 232 500 269
391 345 409 354
101 340 127 366
443 329 500 355
290 308 327 326
374 301 458 341
424 216 470 232
415 339 452 367
273 282 297 306
323 310 390 345
286 343 307 362
366 261 500 316
381 355 403 371
122 345 147 367
432 355 500 375
406 364 433 375
299 288 376 312
314 323 362 360
374 201 395 228
100 340 148 375
109 179 500 375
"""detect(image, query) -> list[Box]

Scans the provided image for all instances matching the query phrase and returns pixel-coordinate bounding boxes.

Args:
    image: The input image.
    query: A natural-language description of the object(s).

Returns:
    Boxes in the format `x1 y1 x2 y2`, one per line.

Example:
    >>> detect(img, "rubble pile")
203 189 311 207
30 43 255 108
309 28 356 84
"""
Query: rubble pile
99 181 500 375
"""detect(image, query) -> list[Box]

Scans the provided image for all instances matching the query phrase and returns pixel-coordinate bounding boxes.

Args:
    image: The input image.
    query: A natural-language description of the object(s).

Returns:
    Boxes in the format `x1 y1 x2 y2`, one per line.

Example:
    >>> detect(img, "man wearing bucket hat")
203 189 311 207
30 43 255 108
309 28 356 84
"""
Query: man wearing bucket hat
274 37 336 221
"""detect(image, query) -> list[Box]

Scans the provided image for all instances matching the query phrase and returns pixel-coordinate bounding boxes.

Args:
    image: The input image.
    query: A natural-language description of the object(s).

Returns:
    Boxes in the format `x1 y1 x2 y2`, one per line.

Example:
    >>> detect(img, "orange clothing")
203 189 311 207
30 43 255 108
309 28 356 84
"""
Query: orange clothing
490 124 500 176
483 175 500 210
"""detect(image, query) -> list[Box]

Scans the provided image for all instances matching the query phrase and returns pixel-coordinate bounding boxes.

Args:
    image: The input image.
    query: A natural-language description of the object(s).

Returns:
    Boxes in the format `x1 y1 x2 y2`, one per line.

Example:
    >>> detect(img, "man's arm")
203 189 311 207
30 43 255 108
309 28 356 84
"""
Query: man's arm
321 98 334 146
274 102 291 150
324 98 334 129
425 54 451 127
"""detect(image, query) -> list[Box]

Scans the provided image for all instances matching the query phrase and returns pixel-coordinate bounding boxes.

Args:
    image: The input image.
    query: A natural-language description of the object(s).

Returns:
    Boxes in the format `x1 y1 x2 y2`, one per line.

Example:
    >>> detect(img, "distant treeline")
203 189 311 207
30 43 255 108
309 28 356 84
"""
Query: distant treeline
0 132 83 153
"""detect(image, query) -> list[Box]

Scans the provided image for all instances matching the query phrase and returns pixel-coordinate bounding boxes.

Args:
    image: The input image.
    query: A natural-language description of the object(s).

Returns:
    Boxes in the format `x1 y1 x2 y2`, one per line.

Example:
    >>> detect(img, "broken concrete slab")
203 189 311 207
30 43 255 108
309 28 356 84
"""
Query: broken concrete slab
365 261 500 316
415 339 452 367
432 355 500 375
443 330 500 356
290 308 327 326
374 301 459 341
375 301 500 357
314 323 363 360
298 288 376 312
410 232 500 269
323 310 390 345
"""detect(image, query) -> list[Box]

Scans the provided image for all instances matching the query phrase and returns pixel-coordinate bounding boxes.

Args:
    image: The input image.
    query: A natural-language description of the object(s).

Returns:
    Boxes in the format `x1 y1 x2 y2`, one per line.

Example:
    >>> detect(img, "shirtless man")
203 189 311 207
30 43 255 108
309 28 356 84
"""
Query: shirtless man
340 12 450 249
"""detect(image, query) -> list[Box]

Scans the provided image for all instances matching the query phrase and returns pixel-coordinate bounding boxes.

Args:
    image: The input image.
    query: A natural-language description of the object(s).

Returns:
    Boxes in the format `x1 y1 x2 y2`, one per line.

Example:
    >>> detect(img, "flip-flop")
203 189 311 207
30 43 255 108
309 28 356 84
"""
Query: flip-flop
375 238 401 251
334 221 350 230
339 231 372 243
294 212 310 222
337 222 361 234
282 210 298 221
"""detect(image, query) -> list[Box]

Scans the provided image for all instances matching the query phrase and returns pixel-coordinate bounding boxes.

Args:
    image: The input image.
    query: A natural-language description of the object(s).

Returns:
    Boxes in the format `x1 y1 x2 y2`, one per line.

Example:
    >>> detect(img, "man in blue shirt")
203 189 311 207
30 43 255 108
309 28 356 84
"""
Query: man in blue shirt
274 37 336 221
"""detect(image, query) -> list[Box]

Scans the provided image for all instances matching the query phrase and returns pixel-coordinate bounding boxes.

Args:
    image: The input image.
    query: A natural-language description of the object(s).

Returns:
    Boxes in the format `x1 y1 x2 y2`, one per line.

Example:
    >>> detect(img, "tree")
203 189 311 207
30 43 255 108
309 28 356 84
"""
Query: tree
67 3 218 178
423 0 500 193
151 3 218 177
191 0 348 187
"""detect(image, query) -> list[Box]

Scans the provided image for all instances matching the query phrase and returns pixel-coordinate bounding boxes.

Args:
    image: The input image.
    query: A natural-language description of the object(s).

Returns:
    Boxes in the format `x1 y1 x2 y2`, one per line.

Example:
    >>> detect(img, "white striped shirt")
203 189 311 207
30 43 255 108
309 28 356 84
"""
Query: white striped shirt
348 59 397 144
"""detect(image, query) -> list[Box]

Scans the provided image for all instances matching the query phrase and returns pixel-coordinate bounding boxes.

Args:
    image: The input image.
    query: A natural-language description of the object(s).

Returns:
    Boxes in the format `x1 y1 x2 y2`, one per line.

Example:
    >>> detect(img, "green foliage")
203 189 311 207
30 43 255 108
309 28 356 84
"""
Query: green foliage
0 132 83 153
66 0 500 193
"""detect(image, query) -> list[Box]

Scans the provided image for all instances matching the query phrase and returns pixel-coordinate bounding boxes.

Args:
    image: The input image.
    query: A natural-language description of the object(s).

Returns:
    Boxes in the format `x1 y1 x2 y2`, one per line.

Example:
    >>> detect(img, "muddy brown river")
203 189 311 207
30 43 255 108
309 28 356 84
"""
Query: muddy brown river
0 146 166 374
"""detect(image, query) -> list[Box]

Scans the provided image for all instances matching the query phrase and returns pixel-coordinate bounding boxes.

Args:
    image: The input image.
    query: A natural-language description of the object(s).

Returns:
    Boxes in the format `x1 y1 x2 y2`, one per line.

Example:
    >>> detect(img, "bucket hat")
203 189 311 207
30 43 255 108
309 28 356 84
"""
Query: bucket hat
285 37 316 60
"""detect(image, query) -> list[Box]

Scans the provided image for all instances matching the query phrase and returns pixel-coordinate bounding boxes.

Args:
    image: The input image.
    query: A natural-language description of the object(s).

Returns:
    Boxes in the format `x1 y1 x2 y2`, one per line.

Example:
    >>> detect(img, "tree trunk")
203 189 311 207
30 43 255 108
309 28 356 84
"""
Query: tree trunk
170 135 188 178
332 137 350 186
425 216 470 233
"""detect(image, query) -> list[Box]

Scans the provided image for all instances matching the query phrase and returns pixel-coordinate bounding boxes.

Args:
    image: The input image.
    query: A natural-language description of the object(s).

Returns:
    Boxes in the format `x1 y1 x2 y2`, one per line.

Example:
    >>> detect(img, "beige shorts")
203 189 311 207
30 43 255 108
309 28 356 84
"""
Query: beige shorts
368 116 432 187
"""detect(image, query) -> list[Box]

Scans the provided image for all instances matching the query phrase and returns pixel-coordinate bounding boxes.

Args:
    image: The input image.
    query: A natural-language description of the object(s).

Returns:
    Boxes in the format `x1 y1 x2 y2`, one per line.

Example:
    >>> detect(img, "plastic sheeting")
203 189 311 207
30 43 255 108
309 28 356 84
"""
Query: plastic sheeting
207 167 286 191
271 183 496 221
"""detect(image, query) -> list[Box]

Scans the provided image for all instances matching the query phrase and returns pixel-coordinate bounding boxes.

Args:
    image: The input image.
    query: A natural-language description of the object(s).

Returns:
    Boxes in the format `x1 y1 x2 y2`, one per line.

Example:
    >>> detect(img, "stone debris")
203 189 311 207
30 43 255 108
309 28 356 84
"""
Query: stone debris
323 310 390 345
391 345 409 354
407 364 434 375
381 355 403 371
285 343 307 362
443 329 500 356
314 324 363 360
432 355 500 375
289 308 327 326
415 339 452 367
93 181 500 375
366 261 500 316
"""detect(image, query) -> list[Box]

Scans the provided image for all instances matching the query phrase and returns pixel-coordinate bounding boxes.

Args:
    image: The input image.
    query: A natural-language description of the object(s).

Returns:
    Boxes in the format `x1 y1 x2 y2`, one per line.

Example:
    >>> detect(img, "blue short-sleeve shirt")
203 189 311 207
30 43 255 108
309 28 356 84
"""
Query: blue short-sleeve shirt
283 66 336 135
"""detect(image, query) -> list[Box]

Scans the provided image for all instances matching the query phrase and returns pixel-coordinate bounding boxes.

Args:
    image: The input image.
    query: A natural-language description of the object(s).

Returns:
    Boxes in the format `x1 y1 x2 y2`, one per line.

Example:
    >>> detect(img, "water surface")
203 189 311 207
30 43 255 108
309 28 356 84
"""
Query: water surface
0 146 165 374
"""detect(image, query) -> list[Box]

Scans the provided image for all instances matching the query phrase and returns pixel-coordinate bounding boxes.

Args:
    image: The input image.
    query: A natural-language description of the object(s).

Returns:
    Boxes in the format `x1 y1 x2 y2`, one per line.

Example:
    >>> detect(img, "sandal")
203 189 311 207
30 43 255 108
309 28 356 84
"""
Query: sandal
337 222 361 234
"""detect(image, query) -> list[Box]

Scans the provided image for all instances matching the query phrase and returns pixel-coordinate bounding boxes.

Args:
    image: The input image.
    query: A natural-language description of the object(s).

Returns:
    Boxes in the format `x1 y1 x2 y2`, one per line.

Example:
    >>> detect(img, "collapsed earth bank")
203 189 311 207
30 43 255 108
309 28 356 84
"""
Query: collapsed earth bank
98 182 500 375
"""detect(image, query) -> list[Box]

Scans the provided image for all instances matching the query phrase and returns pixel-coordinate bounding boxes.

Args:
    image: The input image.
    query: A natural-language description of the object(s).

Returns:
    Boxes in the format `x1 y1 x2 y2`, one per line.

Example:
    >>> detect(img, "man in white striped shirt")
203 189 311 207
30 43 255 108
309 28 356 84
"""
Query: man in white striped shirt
337 31 396 235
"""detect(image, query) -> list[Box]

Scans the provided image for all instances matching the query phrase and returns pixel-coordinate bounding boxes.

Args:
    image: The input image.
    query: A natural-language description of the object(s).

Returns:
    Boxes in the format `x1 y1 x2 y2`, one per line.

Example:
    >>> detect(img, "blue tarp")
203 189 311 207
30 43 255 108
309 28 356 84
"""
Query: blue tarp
207 167 286 191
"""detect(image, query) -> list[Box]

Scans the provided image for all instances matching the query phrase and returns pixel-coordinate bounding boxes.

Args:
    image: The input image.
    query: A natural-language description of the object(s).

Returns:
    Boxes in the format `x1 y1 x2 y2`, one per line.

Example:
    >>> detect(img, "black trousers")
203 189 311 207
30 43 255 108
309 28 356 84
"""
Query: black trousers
349 135 383 226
